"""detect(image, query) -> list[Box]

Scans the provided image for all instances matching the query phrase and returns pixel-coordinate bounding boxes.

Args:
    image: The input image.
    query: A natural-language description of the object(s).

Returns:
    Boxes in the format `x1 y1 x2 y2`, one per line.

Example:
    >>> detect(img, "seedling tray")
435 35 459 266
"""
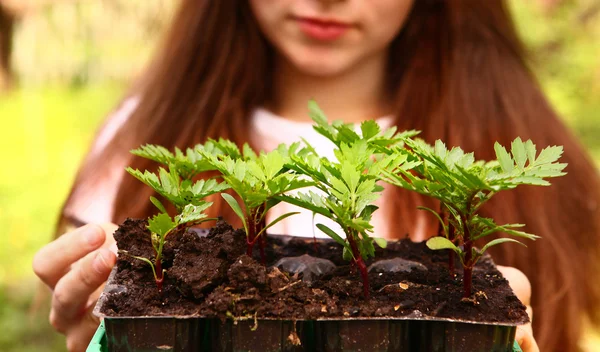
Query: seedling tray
87 319 524 352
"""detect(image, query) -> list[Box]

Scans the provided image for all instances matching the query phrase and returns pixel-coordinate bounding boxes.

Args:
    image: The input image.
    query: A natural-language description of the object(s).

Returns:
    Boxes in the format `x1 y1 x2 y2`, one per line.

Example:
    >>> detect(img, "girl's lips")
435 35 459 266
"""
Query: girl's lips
295 17 351 41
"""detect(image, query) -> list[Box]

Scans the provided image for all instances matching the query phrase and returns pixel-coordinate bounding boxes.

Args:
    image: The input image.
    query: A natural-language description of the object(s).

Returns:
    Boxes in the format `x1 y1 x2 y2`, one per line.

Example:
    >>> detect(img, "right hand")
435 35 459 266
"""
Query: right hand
33 223 118 352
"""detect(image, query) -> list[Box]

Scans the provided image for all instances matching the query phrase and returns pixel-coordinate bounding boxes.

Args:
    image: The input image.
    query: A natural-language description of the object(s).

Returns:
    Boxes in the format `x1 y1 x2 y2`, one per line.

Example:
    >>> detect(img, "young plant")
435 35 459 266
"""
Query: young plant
381 137 567 297
278 103 418 298
200 142 313 263
124 158 228 292
126 202 215 293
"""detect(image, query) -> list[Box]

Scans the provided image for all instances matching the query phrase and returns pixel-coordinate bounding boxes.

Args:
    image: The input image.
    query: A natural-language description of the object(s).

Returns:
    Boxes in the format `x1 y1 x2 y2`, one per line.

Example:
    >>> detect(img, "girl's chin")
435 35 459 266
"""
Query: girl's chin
288 55 354 77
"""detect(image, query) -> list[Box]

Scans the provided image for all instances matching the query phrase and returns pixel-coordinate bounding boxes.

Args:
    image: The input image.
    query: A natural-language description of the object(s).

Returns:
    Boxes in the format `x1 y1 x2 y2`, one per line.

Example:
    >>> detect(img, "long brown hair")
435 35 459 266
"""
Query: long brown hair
60 1 600 350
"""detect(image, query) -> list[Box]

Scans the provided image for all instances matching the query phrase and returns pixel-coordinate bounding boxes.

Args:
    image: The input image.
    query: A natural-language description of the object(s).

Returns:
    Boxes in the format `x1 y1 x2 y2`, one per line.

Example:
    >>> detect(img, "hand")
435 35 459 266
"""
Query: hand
497 265 539 352
33 223 118 352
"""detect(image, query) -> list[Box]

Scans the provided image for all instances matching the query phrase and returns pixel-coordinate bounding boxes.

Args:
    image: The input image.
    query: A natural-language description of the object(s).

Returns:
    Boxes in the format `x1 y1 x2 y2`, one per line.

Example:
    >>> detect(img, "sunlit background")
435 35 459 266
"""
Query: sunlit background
0 0 598 351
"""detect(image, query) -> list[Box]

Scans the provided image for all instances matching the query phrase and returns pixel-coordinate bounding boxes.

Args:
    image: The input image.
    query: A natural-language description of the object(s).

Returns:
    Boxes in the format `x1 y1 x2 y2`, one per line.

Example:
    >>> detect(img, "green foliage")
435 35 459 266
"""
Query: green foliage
308 100 419 153
201 142 311 243
126 144 224 287
280 103 418 262
131 144 213 180
126 165 229 212
382 136 566 277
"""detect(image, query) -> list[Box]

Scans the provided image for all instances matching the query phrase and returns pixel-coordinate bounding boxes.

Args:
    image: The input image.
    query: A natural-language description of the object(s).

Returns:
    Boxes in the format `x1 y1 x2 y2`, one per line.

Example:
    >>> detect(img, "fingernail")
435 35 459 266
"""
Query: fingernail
84 225 103 246
93 251 109 274
109 243 118 254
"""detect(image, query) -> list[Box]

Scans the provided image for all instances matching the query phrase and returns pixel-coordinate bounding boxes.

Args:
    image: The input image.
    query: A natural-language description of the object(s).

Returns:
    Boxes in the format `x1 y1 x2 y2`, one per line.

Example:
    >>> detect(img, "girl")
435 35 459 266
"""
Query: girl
33 1 600 351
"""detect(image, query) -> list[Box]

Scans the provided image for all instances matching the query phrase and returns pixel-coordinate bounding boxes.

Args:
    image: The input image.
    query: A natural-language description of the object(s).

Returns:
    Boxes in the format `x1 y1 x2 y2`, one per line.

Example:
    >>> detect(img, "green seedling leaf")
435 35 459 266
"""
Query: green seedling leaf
150 196 168 214
276 194 331 218
417 206 447 237
479 238 526 255
373 237 387 249
148 213 177 237
511 137 527 169
175 203 212 225
360 120 380 139
221 193 248 235
494 142 514 173
316 223 351 252
426 237 462 255
257 212 300 237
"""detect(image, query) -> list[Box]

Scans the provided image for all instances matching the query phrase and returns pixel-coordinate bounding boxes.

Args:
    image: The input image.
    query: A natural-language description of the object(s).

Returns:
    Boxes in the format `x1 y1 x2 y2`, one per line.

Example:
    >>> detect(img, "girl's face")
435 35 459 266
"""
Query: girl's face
249 0 414 76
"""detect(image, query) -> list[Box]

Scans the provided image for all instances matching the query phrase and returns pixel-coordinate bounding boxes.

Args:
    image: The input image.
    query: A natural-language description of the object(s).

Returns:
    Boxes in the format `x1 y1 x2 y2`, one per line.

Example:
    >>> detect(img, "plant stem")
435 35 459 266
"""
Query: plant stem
463 263 472 298
246 212 256 257
257 204 267 265
347 232 370 299
155 256 164 294
461 213 474 298
461 193 476 298
258 233 266 265
437 208 455 277
448 224 456 277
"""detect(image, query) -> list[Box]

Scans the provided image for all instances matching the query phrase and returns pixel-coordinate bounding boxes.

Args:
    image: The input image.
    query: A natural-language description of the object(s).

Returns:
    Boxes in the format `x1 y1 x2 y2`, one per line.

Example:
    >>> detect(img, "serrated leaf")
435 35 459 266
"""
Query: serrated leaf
535 145 563 166
494 143 514 173
511 137 527 169
426 237 462 255
524 140 536 165
148 213 176 237
308 100 328 125
360 120 380 139
511 176 550 186
434 140 448 160
175 203 211 225
242 143 257 160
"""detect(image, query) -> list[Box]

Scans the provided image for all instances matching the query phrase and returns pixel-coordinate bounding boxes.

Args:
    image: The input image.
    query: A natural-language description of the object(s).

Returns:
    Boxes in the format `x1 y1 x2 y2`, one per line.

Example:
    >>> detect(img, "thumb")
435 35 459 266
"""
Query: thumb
515 325 540 352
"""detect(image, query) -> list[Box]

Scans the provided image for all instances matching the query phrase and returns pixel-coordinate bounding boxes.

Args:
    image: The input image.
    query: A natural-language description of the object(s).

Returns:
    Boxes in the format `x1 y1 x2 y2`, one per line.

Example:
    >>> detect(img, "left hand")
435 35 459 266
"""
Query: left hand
496 265 539 352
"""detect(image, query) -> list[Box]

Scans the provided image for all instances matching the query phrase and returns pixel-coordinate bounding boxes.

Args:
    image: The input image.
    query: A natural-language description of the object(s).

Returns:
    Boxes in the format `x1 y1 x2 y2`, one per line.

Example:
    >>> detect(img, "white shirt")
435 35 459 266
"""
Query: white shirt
68 100 397 239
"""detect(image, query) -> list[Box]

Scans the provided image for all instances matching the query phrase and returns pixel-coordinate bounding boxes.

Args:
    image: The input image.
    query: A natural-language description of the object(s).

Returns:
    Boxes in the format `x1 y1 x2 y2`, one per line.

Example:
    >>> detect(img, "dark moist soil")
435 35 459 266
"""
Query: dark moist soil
100 218 529 325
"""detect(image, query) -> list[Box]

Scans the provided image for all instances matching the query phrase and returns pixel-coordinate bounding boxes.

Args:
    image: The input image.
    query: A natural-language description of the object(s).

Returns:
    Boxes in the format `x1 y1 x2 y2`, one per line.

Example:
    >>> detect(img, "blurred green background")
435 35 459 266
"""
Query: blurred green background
0 0 598 351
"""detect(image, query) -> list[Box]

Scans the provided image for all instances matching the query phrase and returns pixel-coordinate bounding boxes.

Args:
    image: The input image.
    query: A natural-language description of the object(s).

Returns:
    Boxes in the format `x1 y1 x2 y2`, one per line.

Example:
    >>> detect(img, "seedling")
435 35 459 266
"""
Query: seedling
279 103 418 298
124 161 227 293
200 141 313 263
381 137 567 297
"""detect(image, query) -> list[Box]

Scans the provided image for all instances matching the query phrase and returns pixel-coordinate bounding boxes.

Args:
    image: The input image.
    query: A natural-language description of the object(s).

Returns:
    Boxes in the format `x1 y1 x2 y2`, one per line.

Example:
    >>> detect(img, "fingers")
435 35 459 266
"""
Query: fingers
98 223 119 251
497 266 538 351
50 248 116 333
516 326 540 352
65 306 104 352
33 224 106 289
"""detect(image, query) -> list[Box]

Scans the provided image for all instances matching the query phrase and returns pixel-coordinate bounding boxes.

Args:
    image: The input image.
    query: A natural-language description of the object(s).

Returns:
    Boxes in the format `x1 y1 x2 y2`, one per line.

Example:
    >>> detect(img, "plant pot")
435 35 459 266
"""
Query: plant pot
92 219 529 351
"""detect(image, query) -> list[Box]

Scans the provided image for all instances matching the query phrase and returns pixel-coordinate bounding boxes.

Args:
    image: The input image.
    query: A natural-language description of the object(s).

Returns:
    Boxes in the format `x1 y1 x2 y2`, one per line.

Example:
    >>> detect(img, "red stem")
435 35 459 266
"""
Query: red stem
461 195 476 298
259 234 266 265
155 257 164 294
246 212 256 257
462 233 474 298
463 264 473 298
347 232 370 299
448 224 456 277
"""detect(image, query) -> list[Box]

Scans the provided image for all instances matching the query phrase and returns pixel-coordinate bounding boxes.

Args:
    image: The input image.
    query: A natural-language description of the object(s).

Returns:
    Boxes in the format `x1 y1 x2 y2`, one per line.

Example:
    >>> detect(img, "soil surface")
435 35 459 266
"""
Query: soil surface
99 218 529 325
